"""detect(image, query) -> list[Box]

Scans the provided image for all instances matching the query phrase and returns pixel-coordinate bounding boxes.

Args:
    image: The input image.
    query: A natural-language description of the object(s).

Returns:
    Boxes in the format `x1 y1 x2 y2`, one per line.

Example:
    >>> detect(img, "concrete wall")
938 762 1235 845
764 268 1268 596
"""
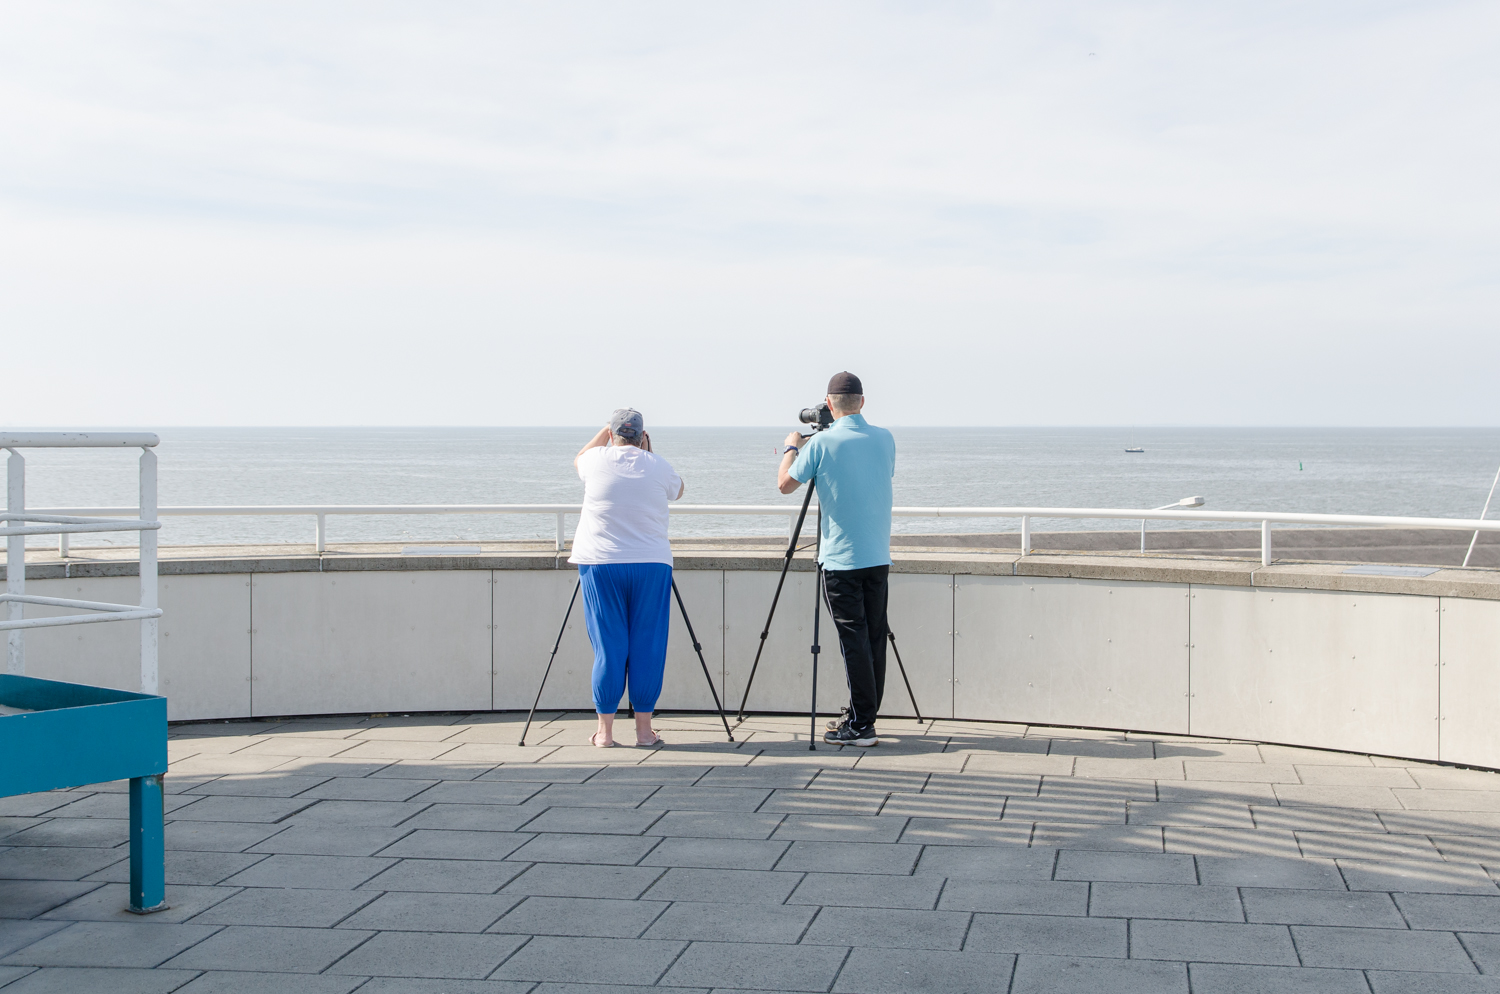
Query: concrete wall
14 559 1500 768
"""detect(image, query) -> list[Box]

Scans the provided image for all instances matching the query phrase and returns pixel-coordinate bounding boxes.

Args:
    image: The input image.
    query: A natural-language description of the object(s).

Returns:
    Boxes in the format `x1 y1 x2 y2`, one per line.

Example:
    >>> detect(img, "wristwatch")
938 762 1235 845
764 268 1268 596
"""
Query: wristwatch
783 445 800 455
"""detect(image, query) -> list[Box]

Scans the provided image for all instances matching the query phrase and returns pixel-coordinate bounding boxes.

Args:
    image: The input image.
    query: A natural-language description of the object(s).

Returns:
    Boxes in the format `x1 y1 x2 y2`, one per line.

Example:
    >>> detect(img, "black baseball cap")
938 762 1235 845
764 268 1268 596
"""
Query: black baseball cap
827 371 863 395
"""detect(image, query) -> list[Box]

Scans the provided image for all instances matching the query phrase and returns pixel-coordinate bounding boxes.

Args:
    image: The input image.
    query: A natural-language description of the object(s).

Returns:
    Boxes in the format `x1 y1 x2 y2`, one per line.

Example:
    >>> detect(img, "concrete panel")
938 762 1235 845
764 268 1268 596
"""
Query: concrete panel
724 570 848 717
21 574 252 722
660 570 726 714
952 575 1190 733
884 573 955 720
1437 597 1500 768
251 570 491 716
1190 586 1439 760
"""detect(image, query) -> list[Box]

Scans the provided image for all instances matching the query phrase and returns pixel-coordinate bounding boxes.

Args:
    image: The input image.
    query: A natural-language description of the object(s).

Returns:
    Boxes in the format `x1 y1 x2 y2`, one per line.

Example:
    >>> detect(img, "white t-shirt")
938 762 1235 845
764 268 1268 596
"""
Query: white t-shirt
569 445 683 566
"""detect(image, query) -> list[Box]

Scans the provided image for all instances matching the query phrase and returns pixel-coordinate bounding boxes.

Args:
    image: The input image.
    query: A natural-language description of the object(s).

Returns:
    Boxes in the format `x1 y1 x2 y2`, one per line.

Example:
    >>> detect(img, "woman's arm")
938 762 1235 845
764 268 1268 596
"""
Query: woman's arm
575 426 611 468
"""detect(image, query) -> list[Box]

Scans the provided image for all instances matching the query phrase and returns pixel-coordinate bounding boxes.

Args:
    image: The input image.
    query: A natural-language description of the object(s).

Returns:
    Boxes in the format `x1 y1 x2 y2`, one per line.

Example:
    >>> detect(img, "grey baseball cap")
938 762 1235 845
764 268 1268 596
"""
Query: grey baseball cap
609 408 644 440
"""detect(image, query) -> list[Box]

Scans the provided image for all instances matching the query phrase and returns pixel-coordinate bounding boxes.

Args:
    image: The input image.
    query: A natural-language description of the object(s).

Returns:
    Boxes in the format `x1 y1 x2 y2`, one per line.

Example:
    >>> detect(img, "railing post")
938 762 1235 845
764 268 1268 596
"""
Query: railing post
315 513 326 554
1261 520 1272 566
556 512 565 553
1020 515 1031 555
58 532 69 558
139 448 158 695
1140 518 1147 553
6 448 24 675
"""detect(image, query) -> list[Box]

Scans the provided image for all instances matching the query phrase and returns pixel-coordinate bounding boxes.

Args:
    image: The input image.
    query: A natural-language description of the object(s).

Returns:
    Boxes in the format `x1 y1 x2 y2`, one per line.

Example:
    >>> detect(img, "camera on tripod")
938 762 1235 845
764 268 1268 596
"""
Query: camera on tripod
799 402 834 432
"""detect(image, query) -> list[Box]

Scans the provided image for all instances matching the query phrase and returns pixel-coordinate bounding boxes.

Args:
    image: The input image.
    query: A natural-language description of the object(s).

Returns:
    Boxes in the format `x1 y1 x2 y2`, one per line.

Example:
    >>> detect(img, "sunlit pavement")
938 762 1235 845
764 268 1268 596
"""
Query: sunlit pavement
4 712 1500 993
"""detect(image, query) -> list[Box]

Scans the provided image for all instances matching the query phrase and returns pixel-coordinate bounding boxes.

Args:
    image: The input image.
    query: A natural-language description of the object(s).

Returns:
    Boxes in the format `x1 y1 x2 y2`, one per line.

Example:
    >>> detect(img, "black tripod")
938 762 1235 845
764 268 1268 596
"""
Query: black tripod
518 578 735 746
735 477 924 750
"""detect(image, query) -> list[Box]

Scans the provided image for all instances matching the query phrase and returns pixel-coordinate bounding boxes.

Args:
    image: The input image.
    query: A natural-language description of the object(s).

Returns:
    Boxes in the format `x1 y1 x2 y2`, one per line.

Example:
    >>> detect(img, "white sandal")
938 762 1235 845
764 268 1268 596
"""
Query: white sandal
590 731 616 748
636 732 664 747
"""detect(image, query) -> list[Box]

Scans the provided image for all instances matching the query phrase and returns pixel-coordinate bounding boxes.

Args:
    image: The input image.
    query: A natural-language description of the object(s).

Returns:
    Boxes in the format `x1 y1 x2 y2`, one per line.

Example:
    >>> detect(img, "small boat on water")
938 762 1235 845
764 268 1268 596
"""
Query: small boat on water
1125 447 1145 453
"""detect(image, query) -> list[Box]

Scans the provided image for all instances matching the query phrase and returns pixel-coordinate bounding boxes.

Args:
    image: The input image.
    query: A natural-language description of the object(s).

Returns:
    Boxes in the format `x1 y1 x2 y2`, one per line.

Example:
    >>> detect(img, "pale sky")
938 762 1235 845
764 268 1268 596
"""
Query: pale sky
2 1 1497 427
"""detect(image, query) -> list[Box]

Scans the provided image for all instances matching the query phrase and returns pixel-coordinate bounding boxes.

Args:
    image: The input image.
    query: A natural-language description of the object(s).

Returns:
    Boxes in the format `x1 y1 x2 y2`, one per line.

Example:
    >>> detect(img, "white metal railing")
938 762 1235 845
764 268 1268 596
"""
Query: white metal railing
21 501 1500 568
2 433 164 694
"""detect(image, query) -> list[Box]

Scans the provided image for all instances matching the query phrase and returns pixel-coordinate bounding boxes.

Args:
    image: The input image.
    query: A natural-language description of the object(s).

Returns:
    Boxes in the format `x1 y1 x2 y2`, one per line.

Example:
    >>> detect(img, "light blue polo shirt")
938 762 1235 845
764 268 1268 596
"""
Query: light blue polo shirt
788 413 896 571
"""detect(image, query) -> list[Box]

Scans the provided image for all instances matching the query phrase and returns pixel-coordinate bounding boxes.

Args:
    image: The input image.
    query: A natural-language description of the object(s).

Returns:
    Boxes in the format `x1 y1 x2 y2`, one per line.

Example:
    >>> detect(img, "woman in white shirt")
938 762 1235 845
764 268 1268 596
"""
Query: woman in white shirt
570 409 684 747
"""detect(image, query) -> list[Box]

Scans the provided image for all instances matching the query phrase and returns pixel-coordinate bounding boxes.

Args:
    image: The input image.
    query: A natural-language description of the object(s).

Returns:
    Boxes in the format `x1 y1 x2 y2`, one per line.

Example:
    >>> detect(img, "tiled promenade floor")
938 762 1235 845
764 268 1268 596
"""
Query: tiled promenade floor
6 714 1500 994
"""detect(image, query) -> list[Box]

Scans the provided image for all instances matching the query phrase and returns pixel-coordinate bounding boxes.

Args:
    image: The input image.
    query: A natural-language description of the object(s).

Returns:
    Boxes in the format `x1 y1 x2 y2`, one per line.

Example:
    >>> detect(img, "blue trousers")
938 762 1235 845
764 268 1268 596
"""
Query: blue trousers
578 562 673 714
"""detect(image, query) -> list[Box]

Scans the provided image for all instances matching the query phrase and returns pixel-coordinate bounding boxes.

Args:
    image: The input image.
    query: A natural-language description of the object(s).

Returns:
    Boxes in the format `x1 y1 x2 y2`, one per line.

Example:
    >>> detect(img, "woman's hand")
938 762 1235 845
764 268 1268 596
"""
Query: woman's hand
639 432 652 452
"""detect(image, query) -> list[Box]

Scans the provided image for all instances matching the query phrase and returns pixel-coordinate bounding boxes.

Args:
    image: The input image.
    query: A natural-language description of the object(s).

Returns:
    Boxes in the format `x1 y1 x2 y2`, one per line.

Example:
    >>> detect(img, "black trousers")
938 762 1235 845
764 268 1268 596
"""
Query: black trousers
822 564 889 729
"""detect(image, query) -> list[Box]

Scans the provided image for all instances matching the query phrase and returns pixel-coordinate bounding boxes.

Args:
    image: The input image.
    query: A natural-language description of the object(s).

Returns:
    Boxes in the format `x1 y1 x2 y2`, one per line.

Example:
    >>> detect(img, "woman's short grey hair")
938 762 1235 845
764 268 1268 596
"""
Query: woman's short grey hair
828 393 862 415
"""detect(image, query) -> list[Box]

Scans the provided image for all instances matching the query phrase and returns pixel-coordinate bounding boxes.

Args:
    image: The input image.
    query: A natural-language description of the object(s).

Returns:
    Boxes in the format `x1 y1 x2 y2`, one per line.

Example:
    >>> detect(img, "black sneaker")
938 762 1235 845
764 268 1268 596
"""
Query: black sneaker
825 707 851 731
823 719 878 747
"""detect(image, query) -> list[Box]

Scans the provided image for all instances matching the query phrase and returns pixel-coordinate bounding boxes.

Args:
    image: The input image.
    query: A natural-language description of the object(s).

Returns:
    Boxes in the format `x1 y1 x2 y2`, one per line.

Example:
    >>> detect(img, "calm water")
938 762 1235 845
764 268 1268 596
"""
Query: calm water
12 427 1500 548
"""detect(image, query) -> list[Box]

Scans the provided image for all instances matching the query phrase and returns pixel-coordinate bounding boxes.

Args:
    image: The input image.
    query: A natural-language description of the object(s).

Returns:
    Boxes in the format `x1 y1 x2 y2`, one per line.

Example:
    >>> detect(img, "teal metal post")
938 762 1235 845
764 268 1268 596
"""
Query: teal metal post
129 774 166 913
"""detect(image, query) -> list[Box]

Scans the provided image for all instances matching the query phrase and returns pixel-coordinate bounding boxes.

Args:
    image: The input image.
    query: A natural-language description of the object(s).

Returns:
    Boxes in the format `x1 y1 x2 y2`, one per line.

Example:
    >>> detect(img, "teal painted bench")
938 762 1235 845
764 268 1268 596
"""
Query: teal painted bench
0 674 168 913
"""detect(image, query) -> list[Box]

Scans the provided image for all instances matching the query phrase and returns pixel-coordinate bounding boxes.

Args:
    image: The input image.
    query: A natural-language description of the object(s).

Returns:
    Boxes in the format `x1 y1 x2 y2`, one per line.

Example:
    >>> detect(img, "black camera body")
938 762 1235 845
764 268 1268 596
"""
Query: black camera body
799 402 834 432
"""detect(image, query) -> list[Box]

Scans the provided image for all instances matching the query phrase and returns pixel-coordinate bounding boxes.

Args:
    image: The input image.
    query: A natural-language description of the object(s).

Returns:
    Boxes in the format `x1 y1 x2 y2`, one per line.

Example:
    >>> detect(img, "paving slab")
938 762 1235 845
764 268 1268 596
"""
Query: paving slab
913 845 1057 881
1127 802 1254 828
642 901 816 943
1193 854 1346 890
0 966 200 994
504 833 656 865
40 883 238 924
172 972 368 993
86 851 268 887
191 887 376 927
769 814 908 843
642 868 802 905
661 939 849 990
376 830 533 861
519 808 664 835
1394 893 1500 931
1088 882 1244 921
163 823 286 854
219 854 396 890
938 880 1088 916
1251 805 1388 834
964 913 1125 958
1054 850 1195 884
355 979 533 994
1292 925 1478 972
639 837 790 870
774 840 921 875
899 817 1032 846
168 797 318 823
0 880 106 918
802 906 969 950
759 789 886 816
3 819 131 848
787 872 945 910
1342 858 1499 894
1242 886 1405 927
160 924 370 973
1129 919 1297 966
1187 962 1372 993
836 946 1020 993
286 800 429 827
299 777 438 802
502 863 665 900
1009 953 1186 994
1163 826 1303 858
0 920 67 958
1459 932 1500 974
643 787 772 811
397 802 548 833
325 930 527 979
2 921 222 968
650 812 786 841
1029 825 1164 852
487 895 666 938
338 891 519 932
244 825 408 857
358 857 529 893
491 935 687 985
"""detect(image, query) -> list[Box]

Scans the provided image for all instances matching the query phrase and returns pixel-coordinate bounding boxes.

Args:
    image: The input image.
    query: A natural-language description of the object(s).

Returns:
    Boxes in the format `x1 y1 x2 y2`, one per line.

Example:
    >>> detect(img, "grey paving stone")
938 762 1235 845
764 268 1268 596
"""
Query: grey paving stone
327 930 527 979
939 880 1088 916
1250 805 1388 834
789 871 944 910
174 971 368 993
504 833 656 865
40 883 238 924
0 846 124 881
492 935 687 985
821 769 933 792
589 764 714 785
803 905 969 949
1368 971 1500 993
642 901 816 943
1298 831 1444 861
408 781 549 806
286 800 429 827
914 845 1056 881
355 981 533 994
398 802 548 833
834 946 1018 993
645 787 772 811
1345 859 1499 894
161 924 370 973
367 762 493 781
3 819 131 848
220 854 396 890
358 857 528 893
1089 882 1244 922
339 891 519 932
1395 893 1500 930
1130 919 1297 965
503 863 665 899
1003 797 1127 825
1029 825 1164 852
376 829 532 861
1188 963 1372 993
642 868 802 905
0 819 42 843
881 793 1009 820
649 812 784 840
965 913 1126 957
639 837 789 870
1037 777 1157 803
0 920 67 958
1382 811 1500 837
0 880 104 918
0 966 35 989
532 784 660 808
1433 836 1500 863
247 825 409 857
1396 790 1500 812
1242 887 1406 927
0 966 199 994
1194 855 1346 890
769 814 908 843
1050 739 1154 760
169 796 318 823
773 840 920 875
899 817 1032 846
662 939 847 990
300 776 439 801
519 808 664 835
1055 850 1195 883
193 887 377 927
86 851 269 887
759 789 885 816
488 895 666 938
697 767 819 789
924 772 1040 796
1156 782 1278 805
185 775 333 798
477 765 604 784
0 796 72 819
165 822 284 853
1163 827 1304 858
1460 932 1500 974
1293 925 1477 972
1010 953 1186 994
1127 802 1254 828
2 920 221 968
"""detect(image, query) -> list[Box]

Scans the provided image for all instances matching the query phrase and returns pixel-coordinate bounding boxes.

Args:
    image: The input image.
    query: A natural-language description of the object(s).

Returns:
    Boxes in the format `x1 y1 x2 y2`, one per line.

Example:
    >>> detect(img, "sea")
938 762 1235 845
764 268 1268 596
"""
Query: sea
11 427 1500 549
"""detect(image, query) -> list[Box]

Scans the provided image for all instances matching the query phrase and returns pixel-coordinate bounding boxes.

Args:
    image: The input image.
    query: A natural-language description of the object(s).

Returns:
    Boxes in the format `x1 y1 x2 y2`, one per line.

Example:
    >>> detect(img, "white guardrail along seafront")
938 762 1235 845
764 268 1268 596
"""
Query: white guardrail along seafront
23 502 1500 567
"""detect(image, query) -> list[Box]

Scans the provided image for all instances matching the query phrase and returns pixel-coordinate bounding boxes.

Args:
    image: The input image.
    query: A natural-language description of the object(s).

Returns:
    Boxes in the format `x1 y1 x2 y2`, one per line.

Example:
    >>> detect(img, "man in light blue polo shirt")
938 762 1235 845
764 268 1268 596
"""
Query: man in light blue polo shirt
778 371 896 747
